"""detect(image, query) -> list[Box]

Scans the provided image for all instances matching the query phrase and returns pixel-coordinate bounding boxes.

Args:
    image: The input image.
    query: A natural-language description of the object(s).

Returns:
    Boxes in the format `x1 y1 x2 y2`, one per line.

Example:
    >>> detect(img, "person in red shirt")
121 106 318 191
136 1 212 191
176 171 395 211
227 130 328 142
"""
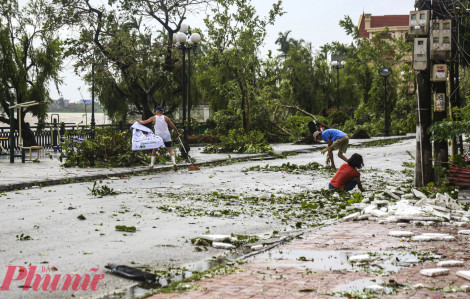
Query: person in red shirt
329 153 366 192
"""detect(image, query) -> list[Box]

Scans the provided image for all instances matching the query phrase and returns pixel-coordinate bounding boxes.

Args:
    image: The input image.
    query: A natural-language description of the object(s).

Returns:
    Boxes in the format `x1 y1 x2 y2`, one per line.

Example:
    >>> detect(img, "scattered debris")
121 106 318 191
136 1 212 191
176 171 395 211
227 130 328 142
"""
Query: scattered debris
342 186 470 226
349 254 375 263
388 231 414 237
105 264 156 282
436 260 465 267
212 242 236 250
411 233 455 242
115 225 136 232
420 268 449 277
457 270 470 281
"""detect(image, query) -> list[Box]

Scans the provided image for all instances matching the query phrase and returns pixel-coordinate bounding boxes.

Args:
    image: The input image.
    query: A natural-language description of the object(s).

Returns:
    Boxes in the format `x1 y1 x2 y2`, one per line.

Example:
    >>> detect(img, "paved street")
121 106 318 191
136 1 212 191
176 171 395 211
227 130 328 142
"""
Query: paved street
1 136 469 298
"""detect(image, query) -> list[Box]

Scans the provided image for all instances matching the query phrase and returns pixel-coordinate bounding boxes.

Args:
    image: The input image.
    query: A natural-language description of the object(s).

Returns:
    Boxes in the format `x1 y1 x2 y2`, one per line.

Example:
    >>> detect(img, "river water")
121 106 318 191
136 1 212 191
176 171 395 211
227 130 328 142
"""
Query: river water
23 112 110 126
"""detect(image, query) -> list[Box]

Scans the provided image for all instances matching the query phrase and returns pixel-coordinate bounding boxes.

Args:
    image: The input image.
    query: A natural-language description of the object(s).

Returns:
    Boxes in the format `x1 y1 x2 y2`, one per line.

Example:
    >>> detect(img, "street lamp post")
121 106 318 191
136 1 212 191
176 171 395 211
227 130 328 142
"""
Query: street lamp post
91 62 96 139
331 60 345 111
175 24 201 146
378 67 392 136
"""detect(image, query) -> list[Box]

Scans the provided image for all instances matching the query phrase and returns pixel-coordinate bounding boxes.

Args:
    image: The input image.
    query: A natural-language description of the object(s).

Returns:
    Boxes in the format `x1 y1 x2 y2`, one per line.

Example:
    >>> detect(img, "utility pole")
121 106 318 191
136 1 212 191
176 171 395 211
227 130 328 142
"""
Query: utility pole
412 0 433 187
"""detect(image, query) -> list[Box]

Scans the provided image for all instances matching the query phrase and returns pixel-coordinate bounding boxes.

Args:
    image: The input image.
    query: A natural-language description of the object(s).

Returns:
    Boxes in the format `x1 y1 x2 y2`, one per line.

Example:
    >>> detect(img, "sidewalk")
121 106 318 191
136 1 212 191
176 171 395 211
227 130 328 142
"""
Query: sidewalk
148 220 470 298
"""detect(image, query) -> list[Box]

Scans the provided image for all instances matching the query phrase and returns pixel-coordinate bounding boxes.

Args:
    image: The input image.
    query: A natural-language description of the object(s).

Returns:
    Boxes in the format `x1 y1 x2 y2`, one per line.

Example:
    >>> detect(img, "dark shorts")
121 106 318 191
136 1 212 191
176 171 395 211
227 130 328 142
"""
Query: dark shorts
328 178 357 191
164 141 172 148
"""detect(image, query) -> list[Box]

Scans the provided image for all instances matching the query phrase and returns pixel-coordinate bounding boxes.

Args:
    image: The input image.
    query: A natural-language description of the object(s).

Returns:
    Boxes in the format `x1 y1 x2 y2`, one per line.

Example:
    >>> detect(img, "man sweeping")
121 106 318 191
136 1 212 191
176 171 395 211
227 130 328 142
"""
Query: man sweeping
313 128 349 169
137 106 180 170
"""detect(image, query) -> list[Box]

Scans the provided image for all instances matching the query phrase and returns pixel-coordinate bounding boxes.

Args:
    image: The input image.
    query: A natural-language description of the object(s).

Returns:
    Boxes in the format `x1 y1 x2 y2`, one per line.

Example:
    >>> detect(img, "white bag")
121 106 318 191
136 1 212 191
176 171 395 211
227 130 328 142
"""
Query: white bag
131 122 165 151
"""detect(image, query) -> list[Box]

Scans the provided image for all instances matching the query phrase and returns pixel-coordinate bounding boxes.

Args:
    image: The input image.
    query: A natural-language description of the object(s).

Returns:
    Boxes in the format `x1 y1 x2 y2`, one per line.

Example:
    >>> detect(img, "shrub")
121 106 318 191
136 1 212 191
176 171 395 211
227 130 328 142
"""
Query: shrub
60 128 148 167
327 110 350 126
203 129 273 154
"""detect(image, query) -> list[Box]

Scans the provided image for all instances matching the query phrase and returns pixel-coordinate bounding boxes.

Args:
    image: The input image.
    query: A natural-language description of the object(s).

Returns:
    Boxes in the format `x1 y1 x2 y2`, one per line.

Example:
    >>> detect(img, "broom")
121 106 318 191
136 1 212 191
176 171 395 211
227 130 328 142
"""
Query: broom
177 136 200 171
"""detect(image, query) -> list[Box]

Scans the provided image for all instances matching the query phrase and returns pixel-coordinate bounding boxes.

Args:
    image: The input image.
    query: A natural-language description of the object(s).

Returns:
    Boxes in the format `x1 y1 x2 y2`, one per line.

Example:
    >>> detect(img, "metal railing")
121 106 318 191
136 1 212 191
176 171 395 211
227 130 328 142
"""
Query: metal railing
0 122 209 151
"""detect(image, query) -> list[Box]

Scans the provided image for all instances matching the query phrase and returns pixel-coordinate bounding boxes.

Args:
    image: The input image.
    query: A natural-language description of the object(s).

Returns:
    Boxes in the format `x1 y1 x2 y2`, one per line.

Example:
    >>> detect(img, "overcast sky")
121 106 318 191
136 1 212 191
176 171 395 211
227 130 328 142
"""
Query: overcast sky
49 0 414 101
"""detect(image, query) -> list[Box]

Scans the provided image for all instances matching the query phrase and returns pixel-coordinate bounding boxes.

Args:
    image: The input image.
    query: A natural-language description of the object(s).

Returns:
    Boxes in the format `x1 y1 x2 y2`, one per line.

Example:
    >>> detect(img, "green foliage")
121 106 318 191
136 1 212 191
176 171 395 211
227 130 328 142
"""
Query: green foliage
0 0 63 144
16 233 31 241
428 120 470 142
89 181 118 197
328 110 350 126
115 225 136 232
59 128 147 168
282 115 312 141
243 162 331 173
204 129 273 154
341 119 358 135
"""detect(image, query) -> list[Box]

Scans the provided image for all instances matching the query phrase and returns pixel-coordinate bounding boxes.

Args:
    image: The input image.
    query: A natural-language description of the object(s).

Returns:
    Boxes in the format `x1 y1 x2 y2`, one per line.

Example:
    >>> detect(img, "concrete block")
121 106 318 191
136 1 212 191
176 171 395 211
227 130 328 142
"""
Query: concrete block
401 194 415 200
365 285 385 293
458 230 470 235
412 233 455 242
251 244 263 251
341 212 360 222
212 242 236 249
457 270 470 281
385 190 401 200
349 254 373 262
420 268 449 277
412 189 427 199
370 209 388 218
436 260 464 267
388 230 414 237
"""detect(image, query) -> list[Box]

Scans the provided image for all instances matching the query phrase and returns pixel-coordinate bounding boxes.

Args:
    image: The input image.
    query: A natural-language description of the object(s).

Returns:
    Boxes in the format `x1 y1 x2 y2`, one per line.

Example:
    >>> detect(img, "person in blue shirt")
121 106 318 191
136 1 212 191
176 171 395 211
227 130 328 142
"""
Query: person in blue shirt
313 129 349 169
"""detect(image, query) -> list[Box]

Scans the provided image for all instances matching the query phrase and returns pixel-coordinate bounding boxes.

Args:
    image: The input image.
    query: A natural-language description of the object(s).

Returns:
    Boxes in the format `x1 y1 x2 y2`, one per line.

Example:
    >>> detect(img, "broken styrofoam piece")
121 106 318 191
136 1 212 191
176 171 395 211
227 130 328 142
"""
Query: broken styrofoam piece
385 190 400 200
349 254 373 262
388 230 414 237
365 285 385 293
369 209 388 218
462 285 470 292
412 189 427 199
397 222 408 227
200 235 237 242
457 270 470 281
459 230 470 235
341 212 360 222
420 268 449 277
251 244 263 251
412 233 455 241
436 260 465 267
212 242 236 249
401 194 415 200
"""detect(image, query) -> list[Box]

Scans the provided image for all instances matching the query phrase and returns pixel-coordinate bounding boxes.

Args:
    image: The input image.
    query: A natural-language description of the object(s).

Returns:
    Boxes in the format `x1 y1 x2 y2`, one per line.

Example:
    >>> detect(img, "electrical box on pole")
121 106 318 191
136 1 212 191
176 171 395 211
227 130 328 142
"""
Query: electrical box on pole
431 64 448 82
430 20 452 60
433 93 446 112
413 38 428 70
409 10 429 35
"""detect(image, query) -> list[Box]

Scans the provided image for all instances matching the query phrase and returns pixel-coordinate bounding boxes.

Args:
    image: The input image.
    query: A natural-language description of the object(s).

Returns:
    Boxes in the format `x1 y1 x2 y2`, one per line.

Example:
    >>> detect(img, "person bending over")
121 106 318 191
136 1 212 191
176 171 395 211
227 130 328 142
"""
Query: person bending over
329 153 366 192
313 128 349 169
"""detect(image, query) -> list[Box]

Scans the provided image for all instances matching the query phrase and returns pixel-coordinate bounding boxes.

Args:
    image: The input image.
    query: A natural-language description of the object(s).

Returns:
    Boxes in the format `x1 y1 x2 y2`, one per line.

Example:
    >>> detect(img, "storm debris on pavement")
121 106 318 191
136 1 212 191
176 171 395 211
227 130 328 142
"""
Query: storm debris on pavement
457 270 470 281
342 186 470 225
420 268 450 277
437 260 465 267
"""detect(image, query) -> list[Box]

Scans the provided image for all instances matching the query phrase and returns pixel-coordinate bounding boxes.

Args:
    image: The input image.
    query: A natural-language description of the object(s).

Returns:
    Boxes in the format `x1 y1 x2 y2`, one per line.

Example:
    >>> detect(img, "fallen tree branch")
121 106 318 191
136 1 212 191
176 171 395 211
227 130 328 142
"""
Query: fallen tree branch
281 105 318 121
